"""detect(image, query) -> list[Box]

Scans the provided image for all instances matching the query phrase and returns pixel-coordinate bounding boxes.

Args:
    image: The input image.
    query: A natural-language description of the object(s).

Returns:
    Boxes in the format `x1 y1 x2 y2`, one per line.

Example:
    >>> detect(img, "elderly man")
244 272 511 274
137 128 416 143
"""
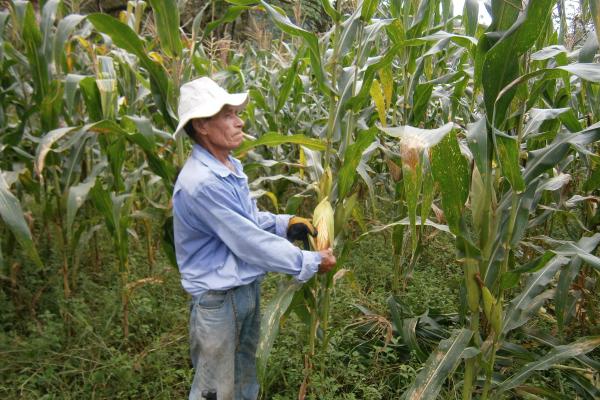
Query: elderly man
172 77 336 400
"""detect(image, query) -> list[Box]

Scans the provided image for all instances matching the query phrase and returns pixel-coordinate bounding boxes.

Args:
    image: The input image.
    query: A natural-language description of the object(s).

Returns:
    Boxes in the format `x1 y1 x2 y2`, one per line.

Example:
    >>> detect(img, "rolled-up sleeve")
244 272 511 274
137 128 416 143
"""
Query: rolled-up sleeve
183 184 320 281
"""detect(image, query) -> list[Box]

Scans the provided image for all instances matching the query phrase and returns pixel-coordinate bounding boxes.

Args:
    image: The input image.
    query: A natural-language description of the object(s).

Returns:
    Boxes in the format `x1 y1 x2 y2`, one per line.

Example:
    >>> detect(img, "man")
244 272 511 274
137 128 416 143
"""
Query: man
172 77 336 400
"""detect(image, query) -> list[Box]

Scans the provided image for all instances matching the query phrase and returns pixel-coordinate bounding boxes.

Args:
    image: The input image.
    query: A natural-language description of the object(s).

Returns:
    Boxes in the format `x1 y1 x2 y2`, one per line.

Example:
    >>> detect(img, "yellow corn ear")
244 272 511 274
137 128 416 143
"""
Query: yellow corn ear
481 285 494 321
312 197 334 250
490 301 503 336
318 167 333 200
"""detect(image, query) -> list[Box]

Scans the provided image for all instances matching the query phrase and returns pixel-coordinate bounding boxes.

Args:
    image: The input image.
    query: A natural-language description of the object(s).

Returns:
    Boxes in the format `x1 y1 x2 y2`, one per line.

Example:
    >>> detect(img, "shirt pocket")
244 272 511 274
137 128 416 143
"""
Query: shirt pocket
197 290 228 309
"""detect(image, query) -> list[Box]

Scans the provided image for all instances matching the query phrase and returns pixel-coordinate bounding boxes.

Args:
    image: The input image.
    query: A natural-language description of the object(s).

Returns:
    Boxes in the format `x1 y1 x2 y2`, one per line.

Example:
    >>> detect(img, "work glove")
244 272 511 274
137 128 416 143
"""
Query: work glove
287 216 317 249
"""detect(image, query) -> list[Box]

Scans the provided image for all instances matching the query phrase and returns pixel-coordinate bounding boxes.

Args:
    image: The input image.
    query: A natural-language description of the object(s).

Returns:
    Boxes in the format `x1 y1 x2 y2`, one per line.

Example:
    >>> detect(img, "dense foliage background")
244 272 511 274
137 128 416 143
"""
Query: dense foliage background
1 0 600 398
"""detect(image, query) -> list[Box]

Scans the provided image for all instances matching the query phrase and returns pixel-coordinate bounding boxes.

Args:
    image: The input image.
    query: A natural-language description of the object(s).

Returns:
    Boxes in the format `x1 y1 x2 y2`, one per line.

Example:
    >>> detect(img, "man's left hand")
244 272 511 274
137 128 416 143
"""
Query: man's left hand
287 216 317 249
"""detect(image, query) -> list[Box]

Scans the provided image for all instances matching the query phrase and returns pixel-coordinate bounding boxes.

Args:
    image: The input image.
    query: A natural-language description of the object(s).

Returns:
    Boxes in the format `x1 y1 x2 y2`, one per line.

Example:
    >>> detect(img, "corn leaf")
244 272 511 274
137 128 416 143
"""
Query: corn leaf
402 328 473 400
360 0 379 22
430 130 469 235
320 0 341 23
234 132 326 155
483 0 554 127
462 0 478 37
204 6 250 38
147 0 182 58
259 1 330 95
495 133 525 192
503 255 569 334
0 172 42 268
338 128 377 200
276 51 301 112
53 14 85 73
494 336 600 397
18 1 48 102
35 127 80 177
524 122 600 184
87 13 175 129
589 0 600 48
257 279 302 384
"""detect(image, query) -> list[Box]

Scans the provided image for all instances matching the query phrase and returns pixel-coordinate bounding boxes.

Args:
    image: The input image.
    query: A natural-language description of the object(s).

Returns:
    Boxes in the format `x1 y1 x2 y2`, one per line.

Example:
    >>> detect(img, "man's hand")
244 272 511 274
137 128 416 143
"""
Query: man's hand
287 216 317 249
318 248 336 274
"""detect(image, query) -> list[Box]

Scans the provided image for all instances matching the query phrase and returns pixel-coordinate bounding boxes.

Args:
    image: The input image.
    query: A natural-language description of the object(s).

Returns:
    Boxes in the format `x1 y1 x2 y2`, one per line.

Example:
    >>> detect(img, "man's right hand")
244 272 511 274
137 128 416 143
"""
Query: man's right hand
318 248 336 273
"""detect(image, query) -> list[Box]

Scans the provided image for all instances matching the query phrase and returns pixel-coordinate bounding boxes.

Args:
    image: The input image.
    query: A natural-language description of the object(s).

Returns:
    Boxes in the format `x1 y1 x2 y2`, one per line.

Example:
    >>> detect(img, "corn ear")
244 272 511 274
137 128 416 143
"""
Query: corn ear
311 197 334 250
481 285 494 321
318 167 333 200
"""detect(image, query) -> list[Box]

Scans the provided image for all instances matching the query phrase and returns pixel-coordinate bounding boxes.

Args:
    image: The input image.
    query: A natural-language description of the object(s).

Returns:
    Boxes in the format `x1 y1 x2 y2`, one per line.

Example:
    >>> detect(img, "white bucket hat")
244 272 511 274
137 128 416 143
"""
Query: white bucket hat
174 77 248 137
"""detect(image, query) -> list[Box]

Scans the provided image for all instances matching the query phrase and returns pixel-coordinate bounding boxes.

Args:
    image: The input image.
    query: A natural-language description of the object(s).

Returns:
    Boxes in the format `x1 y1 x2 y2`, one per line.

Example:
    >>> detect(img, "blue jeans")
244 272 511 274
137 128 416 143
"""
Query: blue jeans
189 279 261 400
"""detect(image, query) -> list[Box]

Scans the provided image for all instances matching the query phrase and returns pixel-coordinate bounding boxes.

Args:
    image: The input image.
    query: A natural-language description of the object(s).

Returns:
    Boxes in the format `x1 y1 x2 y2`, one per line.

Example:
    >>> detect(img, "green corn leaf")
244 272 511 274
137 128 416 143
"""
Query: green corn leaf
53 14 85 73
410 83 433 125
522 108 576 138
483 0 554 128
420 158 434 230
67 176 99 238
552 233 600 271
583 163 600 192
320 0 341 23
360 0 379 22
494 336 600 397
338 128 377 200
87 13 175 129
335 8 361 62
503 255 569 334
0 172 42 268
589 0 600 48
257 279 302 384
579 33 599 63
65 74 86 116
555 257 582 336
19 1 48 103
35 126 80 177
402 328 473 400
147 0 182 57
234 132 326 155
276 52 301 112
430 130 470 235
40 0 59 66
79 76 103 122
495 133 525 192
259 1 330 96
524 122 600 184
462 0 478 36
86 120 175 193
500 251 555 290
204 6 250 38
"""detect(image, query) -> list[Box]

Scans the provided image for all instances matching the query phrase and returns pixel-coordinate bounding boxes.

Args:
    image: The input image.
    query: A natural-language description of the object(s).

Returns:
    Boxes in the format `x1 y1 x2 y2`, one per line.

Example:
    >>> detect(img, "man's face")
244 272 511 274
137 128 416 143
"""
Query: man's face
197 105 245 152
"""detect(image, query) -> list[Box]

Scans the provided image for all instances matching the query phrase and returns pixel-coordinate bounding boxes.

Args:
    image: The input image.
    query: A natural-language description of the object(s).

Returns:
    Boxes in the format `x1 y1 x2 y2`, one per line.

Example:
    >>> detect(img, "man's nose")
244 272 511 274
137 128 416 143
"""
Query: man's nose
235 115 244 128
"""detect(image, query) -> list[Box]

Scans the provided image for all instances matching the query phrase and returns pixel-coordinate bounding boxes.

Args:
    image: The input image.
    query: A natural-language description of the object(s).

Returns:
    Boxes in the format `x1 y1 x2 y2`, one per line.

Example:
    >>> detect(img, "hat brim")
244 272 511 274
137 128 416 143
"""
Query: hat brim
173 92 249 138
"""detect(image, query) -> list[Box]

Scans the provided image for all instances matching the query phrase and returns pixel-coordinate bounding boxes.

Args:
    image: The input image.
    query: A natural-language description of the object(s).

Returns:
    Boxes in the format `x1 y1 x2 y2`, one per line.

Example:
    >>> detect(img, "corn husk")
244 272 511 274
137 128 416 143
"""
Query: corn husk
318 167 333 200
311 197 334 250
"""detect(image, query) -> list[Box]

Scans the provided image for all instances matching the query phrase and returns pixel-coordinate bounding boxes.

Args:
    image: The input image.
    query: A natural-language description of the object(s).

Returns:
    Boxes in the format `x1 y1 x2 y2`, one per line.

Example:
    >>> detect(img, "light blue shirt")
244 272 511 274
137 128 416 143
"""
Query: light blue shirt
173 144 322 297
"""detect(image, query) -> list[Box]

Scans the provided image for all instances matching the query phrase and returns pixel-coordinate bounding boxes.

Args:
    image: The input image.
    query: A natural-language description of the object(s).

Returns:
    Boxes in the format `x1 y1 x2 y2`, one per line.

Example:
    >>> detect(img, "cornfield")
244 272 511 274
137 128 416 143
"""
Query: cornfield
1 0 600 398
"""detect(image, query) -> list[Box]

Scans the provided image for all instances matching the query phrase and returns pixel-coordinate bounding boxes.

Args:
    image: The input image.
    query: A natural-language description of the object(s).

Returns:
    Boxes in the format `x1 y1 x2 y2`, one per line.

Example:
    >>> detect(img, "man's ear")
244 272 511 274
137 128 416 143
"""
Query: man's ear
192 118 206 136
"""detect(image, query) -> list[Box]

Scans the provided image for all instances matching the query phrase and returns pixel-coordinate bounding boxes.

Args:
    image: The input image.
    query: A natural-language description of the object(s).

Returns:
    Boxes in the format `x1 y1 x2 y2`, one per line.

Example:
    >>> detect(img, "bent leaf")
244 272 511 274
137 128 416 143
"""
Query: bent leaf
0 172 42 267
234 132 326 155
494 336 600 397
403 329 473 400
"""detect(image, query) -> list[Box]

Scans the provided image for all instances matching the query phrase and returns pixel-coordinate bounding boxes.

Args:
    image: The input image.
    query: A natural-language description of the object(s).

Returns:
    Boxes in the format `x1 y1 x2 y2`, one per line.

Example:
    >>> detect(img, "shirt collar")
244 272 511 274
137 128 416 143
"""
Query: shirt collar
192 144 246 179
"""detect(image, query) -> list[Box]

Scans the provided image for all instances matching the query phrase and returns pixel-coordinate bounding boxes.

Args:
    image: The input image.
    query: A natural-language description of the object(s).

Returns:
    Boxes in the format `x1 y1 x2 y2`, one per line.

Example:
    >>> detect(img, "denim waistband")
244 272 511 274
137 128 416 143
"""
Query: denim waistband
190 279 259 305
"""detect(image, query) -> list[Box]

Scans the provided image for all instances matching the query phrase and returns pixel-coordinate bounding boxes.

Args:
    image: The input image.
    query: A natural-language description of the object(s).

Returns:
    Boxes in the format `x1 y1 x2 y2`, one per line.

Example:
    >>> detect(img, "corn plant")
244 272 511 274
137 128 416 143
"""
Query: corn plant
373 1 600 398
